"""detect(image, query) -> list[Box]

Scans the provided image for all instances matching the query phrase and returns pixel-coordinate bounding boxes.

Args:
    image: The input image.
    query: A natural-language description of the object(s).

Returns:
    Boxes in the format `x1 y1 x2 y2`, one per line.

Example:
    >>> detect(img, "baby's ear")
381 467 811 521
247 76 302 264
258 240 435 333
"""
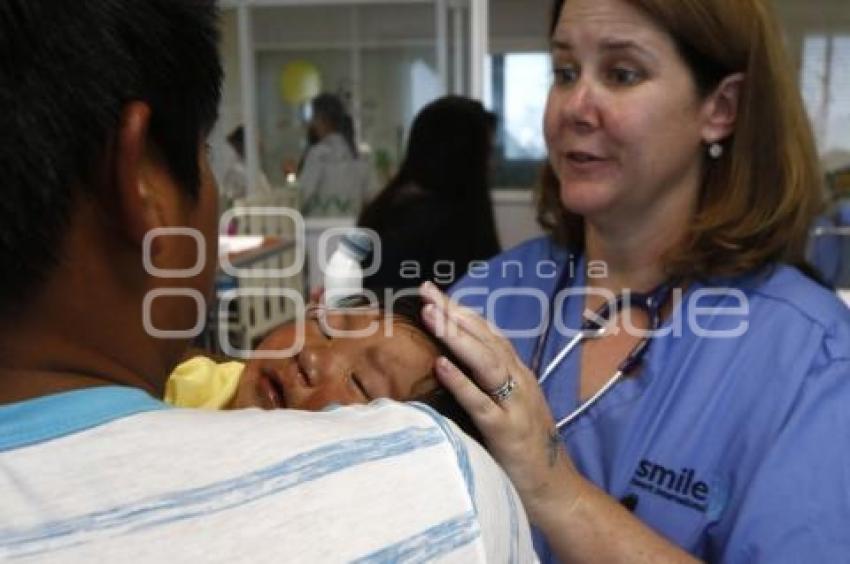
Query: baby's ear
410 373 441 399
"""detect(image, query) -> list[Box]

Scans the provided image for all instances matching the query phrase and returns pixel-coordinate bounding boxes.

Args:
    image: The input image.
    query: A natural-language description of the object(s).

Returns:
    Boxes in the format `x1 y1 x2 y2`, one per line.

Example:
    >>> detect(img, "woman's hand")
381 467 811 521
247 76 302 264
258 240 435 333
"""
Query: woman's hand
419 281 580 518
419 281 700 562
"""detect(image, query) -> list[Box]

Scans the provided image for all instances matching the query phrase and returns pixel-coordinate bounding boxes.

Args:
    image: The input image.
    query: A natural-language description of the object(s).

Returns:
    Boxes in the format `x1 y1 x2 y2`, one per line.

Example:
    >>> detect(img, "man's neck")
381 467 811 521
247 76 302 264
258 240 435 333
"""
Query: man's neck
0 370 131 405
0 322 164 405
0 265 175 406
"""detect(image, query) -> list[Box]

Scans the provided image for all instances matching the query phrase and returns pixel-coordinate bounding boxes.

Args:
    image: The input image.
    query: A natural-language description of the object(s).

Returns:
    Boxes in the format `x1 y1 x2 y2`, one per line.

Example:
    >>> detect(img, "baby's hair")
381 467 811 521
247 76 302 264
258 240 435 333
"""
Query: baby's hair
363 292 484 444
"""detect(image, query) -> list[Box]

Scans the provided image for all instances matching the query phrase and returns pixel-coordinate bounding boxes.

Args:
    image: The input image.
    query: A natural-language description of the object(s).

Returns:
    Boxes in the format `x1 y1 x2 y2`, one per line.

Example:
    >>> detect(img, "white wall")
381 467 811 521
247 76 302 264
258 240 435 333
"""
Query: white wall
493 189 543 250
489 0 550 53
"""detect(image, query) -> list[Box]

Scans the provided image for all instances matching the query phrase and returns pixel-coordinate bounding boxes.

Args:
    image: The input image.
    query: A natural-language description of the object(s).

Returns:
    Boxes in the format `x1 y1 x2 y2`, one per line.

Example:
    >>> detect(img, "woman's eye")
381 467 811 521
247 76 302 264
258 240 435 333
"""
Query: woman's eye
609 67 643 86
350 373 370 400
552 65 579 85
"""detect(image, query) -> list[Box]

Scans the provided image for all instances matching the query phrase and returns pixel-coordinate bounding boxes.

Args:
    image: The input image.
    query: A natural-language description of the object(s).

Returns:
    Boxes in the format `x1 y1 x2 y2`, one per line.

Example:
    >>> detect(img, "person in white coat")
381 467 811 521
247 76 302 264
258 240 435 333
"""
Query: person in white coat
298 93 372 217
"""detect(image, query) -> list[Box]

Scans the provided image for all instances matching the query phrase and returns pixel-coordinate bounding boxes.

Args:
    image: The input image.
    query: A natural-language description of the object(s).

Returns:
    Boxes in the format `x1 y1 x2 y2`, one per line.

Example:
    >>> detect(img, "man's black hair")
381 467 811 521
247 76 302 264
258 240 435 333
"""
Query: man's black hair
0 0 222 317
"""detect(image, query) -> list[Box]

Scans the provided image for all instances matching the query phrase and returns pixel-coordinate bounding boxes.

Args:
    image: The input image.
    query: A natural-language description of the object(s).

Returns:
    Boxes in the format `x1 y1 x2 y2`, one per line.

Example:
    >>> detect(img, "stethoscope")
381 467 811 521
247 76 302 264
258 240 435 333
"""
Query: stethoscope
530 264 675 430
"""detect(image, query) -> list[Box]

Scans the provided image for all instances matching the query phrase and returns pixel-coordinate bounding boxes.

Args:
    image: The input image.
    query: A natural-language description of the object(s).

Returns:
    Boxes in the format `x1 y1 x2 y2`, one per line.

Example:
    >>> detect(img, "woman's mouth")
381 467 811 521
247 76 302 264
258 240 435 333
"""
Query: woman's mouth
563 151 612 174
566 151 606 163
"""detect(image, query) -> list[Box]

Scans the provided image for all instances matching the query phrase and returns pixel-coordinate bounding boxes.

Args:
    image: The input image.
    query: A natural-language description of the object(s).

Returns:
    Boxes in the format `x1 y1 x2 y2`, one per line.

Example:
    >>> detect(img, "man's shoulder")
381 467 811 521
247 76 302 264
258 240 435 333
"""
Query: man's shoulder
141 400 455 459
1 399 534 561
136 402 535 562
135 401 488 511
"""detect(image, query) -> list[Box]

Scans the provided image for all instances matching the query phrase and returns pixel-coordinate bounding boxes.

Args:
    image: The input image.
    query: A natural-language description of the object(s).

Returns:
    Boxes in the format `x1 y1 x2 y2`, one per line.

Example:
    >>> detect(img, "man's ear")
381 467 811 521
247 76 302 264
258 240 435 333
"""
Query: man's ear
115 102 163 248
701 73 744 144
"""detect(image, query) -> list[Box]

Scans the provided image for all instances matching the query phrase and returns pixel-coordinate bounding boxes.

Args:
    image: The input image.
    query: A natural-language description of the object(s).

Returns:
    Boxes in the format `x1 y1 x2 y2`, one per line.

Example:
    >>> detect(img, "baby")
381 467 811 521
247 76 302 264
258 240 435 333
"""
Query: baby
166 295 480 440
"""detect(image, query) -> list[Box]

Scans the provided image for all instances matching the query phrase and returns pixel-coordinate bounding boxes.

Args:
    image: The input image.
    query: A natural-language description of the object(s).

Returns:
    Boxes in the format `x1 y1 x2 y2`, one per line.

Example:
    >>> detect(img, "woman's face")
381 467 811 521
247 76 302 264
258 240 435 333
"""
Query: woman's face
234 309 441 410
544 0 710 227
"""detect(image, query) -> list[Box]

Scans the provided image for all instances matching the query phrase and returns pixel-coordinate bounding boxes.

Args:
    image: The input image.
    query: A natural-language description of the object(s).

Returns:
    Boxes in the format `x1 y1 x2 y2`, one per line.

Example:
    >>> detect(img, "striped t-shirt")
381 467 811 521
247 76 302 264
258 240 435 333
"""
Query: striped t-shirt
0 386 536 562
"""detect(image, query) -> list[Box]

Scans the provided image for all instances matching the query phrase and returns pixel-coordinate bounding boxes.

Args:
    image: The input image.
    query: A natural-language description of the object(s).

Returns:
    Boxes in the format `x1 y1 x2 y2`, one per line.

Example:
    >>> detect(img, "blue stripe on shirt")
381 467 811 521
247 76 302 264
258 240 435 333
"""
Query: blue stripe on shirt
352 511 481 563
0 387 166 453
409 402 476 512
0 425 445 558
505 480 520 564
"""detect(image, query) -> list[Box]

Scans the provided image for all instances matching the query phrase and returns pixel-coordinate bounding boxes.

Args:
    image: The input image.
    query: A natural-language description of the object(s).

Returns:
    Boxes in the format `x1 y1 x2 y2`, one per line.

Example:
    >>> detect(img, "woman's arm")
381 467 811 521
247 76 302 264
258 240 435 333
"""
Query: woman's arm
419 281 699 563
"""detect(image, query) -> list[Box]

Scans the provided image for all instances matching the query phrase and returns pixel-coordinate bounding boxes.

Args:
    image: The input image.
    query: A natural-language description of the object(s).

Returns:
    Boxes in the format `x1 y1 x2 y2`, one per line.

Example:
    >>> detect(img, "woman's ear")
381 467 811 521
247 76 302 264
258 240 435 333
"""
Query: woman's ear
701 73 745 144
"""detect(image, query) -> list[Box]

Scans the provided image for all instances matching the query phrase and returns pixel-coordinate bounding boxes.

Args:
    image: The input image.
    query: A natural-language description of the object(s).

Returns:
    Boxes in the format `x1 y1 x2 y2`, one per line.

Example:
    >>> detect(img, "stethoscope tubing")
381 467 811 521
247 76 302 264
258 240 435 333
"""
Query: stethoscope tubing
538 327 604 386
532 261 674 430
556 369 625 429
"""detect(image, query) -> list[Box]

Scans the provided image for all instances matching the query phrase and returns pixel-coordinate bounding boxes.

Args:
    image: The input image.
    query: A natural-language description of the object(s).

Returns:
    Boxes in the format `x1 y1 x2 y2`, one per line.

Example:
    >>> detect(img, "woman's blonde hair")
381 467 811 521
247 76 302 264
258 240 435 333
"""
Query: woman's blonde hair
539 0 823 280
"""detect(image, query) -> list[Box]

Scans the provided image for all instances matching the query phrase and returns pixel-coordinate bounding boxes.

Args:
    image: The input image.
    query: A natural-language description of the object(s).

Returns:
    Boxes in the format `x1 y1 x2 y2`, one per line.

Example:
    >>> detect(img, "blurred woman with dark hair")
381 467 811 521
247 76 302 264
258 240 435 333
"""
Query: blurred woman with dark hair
358 95 502 290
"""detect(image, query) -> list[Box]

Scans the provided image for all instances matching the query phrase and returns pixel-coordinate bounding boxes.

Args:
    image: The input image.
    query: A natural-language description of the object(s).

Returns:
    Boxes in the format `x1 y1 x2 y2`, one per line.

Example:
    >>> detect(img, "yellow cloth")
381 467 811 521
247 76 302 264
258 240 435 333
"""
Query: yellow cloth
164 356 245 409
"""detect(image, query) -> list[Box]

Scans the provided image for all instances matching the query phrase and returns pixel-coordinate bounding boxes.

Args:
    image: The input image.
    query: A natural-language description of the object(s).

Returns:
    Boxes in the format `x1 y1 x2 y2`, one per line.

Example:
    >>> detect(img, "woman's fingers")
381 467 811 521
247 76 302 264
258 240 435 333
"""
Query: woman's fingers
434 352 573 510
422 303 513 393
434 356 504 421
420 282 521 389
420 282 505 348
419 283 579 513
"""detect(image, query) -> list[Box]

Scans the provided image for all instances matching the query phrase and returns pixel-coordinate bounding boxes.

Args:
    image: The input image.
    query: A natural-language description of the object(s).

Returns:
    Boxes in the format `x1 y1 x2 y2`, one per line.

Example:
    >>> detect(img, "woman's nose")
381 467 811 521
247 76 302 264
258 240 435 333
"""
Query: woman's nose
559 80 601 132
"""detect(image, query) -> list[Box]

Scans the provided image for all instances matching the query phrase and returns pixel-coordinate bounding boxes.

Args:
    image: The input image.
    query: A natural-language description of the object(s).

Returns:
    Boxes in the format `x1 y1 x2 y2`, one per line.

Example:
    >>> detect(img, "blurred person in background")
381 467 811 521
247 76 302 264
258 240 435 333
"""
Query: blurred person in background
298 93 371 217
358 95 502 291
220 125 273 208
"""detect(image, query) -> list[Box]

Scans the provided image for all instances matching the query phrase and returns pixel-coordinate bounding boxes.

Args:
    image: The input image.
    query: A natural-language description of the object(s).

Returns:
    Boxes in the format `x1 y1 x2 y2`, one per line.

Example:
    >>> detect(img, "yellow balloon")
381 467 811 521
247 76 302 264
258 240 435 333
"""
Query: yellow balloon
280 61 321 105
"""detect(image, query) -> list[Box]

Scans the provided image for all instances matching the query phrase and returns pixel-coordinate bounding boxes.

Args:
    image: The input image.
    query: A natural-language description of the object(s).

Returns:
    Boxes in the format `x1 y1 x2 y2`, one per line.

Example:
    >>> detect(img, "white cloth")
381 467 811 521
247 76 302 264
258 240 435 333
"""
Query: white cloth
298 133 372 217
0 387 536 563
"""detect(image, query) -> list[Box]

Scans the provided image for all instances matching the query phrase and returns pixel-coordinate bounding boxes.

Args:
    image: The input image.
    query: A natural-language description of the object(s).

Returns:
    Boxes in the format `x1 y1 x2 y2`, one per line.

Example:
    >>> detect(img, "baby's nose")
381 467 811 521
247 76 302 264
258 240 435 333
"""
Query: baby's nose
300 348 349 387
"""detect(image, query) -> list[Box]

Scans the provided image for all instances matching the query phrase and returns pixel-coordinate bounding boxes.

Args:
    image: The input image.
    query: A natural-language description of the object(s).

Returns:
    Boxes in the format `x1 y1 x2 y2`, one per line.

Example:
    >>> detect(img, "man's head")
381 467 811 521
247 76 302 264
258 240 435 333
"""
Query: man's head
0 0 222 319
0 1 223 401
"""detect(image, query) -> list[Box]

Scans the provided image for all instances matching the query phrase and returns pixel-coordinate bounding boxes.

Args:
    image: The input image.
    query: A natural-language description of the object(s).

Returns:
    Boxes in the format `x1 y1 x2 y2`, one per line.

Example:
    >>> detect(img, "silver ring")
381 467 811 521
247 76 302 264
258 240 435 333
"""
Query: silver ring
488 377 516 402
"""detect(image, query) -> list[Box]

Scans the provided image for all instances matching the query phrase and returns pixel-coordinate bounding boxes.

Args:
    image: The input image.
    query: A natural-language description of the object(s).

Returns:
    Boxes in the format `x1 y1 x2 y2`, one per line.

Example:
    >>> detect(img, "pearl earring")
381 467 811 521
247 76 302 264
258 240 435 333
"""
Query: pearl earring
708 142 724 159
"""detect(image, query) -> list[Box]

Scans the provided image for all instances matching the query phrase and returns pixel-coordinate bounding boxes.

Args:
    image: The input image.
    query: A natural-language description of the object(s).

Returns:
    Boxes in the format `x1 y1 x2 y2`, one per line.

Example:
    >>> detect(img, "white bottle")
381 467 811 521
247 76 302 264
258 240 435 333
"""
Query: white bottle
323 230 373 308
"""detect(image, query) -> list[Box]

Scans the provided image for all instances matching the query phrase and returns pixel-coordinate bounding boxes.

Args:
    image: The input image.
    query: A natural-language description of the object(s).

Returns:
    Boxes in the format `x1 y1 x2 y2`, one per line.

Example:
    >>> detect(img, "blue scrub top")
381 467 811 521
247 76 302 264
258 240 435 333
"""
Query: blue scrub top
451 237 850 563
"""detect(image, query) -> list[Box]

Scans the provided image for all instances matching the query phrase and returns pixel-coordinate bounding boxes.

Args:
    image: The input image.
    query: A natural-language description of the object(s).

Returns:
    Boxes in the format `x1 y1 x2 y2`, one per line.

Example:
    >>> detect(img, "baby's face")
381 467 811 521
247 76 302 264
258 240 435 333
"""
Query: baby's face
234 308 441 410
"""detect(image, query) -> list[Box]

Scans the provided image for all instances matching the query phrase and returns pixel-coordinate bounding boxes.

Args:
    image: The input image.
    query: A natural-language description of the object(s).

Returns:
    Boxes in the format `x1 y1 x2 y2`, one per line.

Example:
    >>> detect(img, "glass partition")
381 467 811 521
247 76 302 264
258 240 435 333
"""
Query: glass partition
214 0 478 211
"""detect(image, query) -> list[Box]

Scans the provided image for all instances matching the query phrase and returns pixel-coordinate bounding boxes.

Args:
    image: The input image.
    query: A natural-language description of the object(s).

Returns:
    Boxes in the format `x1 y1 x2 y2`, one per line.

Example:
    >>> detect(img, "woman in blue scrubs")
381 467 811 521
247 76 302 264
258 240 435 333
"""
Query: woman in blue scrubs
419 0 850 561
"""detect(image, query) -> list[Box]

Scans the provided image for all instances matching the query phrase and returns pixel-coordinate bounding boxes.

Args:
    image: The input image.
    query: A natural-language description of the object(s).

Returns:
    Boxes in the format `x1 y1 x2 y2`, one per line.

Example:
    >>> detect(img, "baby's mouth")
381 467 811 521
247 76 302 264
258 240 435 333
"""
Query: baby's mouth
259 367 287 409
